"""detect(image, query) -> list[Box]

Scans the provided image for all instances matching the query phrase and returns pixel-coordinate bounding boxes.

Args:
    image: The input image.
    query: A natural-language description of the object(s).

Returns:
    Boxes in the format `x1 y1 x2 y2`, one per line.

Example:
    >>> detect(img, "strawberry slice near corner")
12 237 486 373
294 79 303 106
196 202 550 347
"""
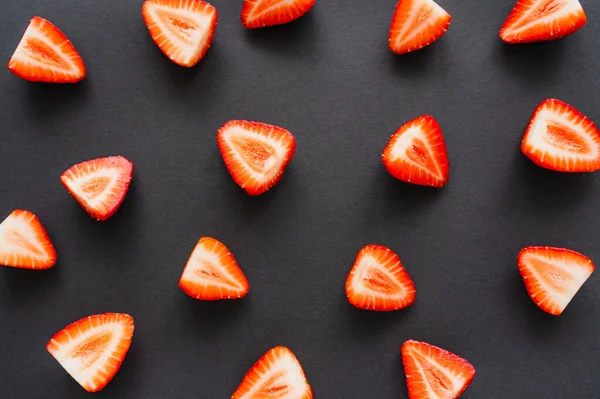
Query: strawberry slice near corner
232 346 313 399
179 237 250 300
499 0 586 44
241 0 315 29
345 244 416 311
382 115 449 187
46 313 135 393
521 99 600 172
401 340 476 399
60 156 134 221
8 17 85 83
518 246 595 316
0 209 56 269
142 0 218 67
388 0 451 54
217 120 296 196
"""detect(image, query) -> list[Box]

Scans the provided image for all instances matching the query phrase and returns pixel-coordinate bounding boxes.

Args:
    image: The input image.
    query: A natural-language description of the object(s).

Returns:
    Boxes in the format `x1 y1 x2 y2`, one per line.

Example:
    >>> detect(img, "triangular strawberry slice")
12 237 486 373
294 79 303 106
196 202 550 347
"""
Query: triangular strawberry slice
0 209 56 269
499 0 587 43
401 340 476 399
382 115 449 187
232 346 312 399
345 244 416 311
46 313 134 392
217 120 296 196
518 246 595 315
60 156 134 221
142 0 218 67
388 0 452 54
241 0 315 29
179 237 250 300
521 99 600 172
8 17 85 83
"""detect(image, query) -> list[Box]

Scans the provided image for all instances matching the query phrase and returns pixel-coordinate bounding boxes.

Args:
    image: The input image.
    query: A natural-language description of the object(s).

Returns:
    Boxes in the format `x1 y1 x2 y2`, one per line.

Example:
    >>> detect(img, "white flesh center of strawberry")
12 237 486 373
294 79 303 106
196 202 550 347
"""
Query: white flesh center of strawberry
0 213 47 260
409 347 469 398
247 0 297 21
392 0 448 47
181 245 244 293
352 255 407 302
240 355 307 399
65 167 120 209
506 0 583 36
389 126 442 178
526 108 599 163
48 320 128 391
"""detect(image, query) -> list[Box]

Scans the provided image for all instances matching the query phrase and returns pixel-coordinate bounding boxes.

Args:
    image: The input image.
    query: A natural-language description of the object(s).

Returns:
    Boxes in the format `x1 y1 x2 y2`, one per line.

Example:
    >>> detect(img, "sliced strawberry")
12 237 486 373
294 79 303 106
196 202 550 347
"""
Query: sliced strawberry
382 115 449 187
8 17 85 83
46 313 134 392
179 237 250 300
388 0 452 54
401 340 476 399
60 156 134 221
518 246 595 315
241 0 315 29
521 99 600 172
0 209 56 269
217 120 296 196
232 346 312 399
142 0 217 67
345 244 416 311
499 0 586 43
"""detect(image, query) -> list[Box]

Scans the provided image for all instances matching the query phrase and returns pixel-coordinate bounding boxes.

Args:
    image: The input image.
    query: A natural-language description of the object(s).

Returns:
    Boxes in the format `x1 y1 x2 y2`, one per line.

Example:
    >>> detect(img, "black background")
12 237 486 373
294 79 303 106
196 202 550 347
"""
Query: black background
1 0 600 398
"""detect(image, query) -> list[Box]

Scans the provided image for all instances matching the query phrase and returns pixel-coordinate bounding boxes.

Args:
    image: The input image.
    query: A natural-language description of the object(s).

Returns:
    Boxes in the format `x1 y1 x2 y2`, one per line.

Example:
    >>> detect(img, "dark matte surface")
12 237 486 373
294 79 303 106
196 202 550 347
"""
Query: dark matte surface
1 0 600 397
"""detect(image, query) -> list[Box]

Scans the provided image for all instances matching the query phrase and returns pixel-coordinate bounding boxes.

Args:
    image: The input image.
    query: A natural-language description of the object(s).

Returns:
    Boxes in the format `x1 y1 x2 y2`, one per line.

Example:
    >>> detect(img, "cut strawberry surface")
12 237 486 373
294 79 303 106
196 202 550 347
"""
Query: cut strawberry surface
217 120 296 196
8 17 85 83
389 0 451 54
232 346 312 399
500 0 586 43
382 115 449 187
60 156 133 221
142 0 217 67
179 237 250 300
518 246 595 315
0 209 56 269
46 313 134 393
241 0 315 28
521 99 600 172
401 340 476 399
345 244 416 311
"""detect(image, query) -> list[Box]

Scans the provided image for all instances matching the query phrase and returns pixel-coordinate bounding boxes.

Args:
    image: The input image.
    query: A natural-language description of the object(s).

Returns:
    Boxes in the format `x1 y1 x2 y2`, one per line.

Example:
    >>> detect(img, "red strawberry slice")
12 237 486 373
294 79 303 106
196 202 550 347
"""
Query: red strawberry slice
232 346 312 399
179 237 250 300
217 120 296 196
46 313 134 392
345 244 416 311
389 0 452 54
382 115 449 187
518 246 595 315
521 99 600 172
60 156 134 221
241 0 315 29
0 209 56 269
401 340 476 399
142 0 218 67
8 17 85 83
499 0 586 43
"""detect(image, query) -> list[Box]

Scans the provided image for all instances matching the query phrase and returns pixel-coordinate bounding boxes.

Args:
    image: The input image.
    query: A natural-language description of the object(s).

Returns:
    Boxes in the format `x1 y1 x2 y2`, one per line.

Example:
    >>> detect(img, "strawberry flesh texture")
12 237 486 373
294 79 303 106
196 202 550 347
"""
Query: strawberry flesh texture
241 0 315 29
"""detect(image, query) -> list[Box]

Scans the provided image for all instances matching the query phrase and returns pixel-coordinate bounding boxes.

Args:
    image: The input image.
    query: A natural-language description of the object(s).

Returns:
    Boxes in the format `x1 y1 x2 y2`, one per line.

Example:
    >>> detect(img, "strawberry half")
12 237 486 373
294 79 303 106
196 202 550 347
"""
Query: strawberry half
60 156 134 221
0 209 56 269
8 17 85 83
521 99 600 172
142 0 218 67
179 237 250 300
401 340 476 399
217 120 296 196
382 115 449 187
345 244 416 311
389 0 452 54
232 346 312 399
46 313 134 392
500 0 586 43
241 0 315 29
518 246 595 316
